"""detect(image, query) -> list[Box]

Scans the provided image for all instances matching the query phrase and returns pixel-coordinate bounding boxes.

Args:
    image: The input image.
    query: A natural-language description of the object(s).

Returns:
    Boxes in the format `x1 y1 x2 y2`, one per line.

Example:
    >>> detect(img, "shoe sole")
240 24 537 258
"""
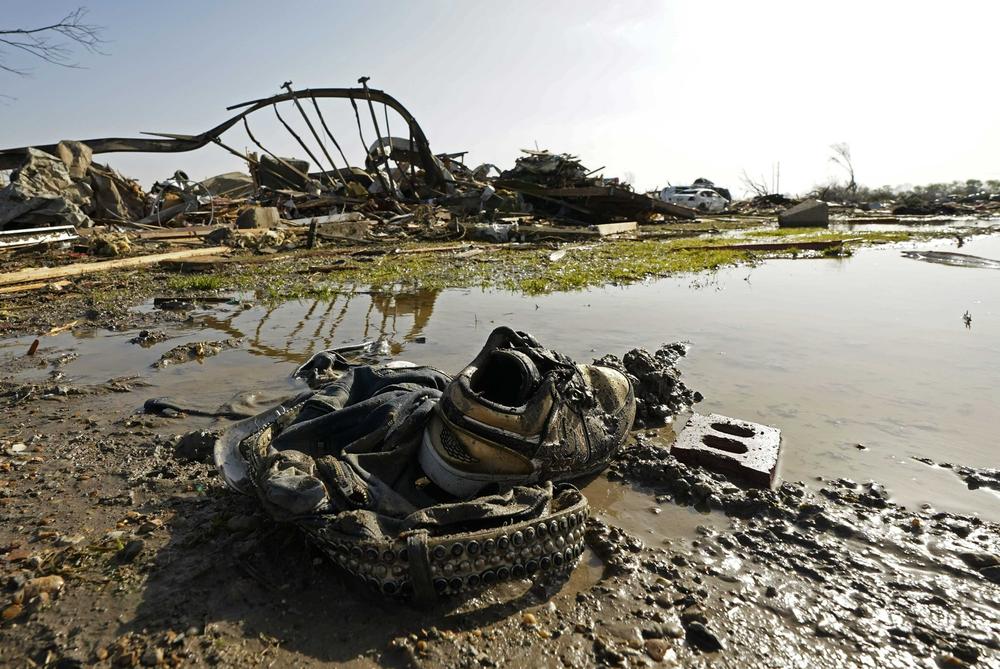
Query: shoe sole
419 426 621 498
418 428 530 497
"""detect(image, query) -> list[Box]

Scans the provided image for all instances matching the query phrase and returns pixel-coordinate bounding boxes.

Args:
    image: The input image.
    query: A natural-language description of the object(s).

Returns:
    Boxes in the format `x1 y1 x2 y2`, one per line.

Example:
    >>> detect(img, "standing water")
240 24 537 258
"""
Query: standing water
2 234 997 524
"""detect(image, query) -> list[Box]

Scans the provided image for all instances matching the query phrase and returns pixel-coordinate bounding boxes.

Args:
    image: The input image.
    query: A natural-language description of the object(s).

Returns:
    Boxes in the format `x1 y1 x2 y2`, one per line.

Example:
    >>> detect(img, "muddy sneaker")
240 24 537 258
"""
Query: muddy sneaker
420 327 636 496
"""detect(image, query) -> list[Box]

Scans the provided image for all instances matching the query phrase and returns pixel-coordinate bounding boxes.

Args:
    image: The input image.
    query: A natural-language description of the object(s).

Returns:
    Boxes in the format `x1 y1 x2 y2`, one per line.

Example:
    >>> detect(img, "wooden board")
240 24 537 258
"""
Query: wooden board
0 279 72 295
0 247 230 287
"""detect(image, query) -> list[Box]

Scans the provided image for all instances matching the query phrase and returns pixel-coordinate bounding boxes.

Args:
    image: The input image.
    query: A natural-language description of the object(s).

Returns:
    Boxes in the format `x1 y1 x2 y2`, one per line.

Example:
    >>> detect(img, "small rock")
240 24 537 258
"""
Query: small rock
117 539 144 564
137 519 163 535
23 574 64 598
141 646 164 666
6 573 28 592
685 622 723 652
601 622 643 649
1 603 23 621
175 430 218 463
951 643 979 664
680 605 707 625
4 547 32 563
644 638 671 661
660 616 685 639
522 612 538 626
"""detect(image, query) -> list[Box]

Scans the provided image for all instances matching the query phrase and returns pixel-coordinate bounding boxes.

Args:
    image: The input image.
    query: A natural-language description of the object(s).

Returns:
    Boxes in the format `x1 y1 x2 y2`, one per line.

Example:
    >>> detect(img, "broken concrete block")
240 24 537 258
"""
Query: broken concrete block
317 220 370 240
670 413 781 488
288 212 365 225
590 221 637 236
236 206 280 229
778 199 829 228
290 214 370 240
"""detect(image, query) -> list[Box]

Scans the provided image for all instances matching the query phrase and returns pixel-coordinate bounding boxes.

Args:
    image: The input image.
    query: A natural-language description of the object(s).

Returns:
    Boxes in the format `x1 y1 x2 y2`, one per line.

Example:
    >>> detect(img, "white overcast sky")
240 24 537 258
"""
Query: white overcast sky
2 1 998 196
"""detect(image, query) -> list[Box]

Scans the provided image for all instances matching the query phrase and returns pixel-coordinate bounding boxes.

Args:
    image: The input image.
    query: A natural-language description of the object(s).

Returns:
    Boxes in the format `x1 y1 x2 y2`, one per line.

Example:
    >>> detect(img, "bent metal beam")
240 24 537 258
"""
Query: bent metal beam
0 86 448 189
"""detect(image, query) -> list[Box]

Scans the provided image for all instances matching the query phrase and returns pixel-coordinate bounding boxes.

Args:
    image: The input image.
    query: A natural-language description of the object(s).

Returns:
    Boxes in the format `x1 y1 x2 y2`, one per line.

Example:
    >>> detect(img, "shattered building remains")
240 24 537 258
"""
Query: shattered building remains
0 80 697 255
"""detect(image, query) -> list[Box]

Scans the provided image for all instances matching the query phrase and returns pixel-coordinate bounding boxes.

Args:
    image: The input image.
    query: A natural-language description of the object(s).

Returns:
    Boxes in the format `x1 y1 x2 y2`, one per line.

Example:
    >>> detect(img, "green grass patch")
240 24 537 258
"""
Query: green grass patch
166 275 226 291
131 225 960 303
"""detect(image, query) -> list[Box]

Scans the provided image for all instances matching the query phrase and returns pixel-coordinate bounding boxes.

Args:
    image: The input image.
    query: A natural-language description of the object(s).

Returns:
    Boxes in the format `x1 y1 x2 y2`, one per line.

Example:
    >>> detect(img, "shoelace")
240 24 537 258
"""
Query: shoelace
509 342 596 413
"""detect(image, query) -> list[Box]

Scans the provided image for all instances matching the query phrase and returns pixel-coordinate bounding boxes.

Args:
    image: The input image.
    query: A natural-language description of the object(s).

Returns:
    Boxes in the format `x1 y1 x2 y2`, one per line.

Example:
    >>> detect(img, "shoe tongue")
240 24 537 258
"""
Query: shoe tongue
489 349 541 406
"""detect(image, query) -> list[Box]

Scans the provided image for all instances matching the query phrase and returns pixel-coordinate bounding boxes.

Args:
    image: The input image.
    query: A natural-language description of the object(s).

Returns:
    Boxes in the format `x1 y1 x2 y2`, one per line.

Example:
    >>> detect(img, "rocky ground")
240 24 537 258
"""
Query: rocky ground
1 330 997 668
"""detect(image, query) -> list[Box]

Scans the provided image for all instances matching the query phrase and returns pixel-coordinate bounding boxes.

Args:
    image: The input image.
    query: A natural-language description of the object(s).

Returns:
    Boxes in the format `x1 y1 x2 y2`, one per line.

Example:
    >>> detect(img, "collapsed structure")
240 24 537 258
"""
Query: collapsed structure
0 80 696 252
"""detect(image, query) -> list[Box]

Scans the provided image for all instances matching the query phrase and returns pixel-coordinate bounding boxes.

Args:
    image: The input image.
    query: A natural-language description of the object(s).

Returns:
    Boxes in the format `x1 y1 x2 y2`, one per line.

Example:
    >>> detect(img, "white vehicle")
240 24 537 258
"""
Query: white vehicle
659 187 728 213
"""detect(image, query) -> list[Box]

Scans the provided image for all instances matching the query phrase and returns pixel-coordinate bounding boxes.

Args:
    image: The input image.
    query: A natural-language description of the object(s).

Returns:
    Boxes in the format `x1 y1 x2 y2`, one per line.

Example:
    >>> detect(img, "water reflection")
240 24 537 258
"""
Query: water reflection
195 288 441 364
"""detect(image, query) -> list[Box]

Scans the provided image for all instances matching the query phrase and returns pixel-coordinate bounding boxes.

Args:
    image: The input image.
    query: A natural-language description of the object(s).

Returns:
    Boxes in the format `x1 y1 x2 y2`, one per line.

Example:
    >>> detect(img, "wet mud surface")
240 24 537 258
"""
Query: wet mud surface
2 234 999 667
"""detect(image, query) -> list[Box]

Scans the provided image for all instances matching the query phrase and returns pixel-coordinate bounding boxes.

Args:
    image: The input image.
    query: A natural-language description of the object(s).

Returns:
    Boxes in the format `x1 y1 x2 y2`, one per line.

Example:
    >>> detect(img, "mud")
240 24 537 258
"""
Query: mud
915 458 1000 495
594 344 702 428
1 232 999 667
2 380 996 667
152 339 243 368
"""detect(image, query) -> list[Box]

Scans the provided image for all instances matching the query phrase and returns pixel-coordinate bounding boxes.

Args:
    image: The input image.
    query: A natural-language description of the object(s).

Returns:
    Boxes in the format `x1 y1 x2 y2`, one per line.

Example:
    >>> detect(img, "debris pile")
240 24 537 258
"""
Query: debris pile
499 150 593 188
496 150 697 224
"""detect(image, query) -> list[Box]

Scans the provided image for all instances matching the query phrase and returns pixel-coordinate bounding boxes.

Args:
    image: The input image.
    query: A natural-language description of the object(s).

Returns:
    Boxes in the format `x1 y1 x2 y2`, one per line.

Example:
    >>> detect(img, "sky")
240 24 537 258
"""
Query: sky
2 1 998 197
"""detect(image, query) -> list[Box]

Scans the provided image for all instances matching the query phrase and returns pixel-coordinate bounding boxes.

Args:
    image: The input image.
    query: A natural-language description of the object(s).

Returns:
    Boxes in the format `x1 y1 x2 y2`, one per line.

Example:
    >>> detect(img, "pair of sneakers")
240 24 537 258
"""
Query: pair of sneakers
420 327 637 497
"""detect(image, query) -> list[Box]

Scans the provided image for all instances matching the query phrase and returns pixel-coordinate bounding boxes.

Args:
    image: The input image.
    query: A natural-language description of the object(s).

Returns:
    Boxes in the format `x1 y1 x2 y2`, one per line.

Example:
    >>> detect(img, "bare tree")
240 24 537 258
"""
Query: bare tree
740 169 770 198
829 142 856 193
0 7 105 76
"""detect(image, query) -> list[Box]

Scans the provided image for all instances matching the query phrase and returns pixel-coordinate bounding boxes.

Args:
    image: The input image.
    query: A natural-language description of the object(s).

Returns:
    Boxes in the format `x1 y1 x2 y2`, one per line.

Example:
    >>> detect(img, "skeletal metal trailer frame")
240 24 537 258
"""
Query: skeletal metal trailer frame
0 85 449 191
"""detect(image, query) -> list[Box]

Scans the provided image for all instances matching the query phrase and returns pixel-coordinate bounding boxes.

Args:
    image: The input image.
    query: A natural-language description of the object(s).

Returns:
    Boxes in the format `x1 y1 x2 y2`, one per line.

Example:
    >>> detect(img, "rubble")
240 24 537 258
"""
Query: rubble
497 150 698 223
153 339 242 368
0 147 93 230
778 198 829 227
3 77 983 285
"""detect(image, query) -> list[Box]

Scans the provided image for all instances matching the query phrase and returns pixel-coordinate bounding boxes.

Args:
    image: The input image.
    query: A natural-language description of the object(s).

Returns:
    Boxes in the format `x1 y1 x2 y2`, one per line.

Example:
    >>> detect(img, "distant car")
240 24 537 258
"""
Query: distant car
659 187 728 213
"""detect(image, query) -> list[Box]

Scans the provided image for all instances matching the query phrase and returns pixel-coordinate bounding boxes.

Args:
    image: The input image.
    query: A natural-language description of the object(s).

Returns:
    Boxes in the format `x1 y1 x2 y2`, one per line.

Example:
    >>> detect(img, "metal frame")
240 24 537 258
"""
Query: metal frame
0 86 448 190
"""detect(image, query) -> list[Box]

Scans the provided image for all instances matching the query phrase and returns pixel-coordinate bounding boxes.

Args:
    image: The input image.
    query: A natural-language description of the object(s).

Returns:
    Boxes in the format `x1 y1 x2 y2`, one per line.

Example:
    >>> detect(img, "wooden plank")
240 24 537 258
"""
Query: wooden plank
0 279 72 295
0 246 230 287
134 225 223 240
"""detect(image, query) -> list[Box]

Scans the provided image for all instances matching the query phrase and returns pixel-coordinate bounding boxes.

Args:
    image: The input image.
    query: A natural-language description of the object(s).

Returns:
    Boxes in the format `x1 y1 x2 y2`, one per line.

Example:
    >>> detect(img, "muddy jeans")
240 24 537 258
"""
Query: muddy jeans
256 363 556 541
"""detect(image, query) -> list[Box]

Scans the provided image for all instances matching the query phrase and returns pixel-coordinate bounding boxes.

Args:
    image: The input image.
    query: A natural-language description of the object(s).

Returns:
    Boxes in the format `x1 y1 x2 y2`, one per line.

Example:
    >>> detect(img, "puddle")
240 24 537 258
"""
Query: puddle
2 233 998 525
582 475 728 541
830 216 1000 234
